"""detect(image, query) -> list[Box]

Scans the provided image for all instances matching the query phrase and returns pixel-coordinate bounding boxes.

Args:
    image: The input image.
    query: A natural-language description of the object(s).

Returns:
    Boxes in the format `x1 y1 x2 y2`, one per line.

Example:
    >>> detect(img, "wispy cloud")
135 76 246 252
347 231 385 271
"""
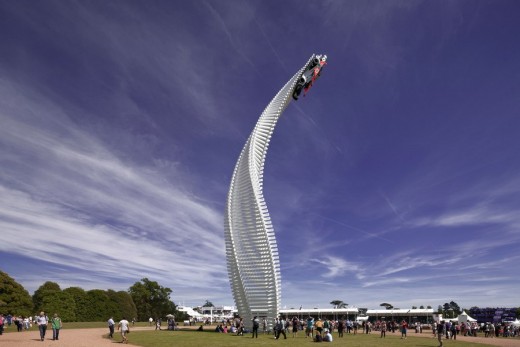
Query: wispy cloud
0 79 228 297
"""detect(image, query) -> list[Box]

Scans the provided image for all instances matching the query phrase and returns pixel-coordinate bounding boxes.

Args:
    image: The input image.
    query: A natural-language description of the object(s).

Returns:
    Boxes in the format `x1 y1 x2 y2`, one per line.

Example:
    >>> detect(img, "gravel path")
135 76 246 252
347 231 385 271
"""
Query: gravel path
405 332 520 347
0 327 125 346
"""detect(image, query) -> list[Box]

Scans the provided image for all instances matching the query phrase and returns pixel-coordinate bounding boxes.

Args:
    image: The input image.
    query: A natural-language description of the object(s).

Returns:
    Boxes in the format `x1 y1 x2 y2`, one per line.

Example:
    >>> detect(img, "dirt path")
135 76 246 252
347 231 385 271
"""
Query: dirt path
398 331 520 347
0 327 142 347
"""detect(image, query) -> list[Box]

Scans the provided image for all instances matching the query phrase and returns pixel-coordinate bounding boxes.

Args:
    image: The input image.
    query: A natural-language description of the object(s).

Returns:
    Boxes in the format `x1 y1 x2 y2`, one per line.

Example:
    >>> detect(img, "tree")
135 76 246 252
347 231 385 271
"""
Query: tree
85 289 118 321
40 291 76 321
442 301 462 318
330 300 347 308
129 278 176 321
106 290 137 321
412 306 417 309
0 271 33 316
32 281 61 312
203 300 214 307
380 303 393 309
63 287 90 321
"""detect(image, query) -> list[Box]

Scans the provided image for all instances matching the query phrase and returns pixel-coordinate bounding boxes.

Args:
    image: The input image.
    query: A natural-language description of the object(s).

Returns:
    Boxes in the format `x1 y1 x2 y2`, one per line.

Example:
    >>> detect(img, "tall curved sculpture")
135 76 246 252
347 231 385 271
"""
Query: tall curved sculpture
224 54 323 328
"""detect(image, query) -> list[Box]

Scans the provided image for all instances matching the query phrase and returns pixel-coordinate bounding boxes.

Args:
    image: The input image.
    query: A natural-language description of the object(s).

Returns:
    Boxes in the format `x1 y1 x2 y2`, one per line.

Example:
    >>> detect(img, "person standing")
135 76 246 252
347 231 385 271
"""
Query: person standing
51 313 62 340
315 318 324 335
380 320 387 338
0 314 4 335
337 317 345 337
107 317 115 338
118 317 130 344
400 319 408 339
292 316 299 337
37 311 48 341
306 316 314 338
251 316 259 338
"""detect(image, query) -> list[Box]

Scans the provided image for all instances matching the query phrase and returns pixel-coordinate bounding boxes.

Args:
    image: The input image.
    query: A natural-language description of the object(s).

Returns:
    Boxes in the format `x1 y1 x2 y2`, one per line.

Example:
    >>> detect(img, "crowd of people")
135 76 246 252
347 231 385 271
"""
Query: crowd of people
204 314 520 343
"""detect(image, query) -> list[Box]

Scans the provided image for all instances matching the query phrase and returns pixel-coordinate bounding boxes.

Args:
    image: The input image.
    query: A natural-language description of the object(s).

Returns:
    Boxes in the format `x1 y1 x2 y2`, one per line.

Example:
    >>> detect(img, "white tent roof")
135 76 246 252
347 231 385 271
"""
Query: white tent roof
178 306 203 317
457 311 476 322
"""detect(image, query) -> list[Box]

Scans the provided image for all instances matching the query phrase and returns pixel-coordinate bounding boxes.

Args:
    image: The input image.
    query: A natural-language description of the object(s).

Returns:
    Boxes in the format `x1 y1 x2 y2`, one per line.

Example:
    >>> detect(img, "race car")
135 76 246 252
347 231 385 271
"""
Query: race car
293 54 327 100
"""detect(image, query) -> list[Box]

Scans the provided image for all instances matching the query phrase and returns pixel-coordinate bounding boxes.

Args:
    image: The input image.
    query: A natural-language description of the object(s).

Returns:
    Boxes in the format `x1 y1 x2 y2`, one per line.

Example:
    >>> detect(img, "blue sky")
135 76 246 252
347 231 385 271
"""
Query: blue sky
1 0 519 310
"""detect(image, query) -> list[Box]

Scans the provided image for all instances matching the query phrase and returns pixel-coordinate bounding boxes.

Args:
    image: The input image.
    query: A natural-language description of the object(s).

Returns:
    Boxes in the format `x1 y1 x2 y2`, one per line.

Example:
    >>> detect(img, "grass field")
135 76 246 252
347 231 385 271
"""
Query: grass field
122 329 499 347
2 322 503 346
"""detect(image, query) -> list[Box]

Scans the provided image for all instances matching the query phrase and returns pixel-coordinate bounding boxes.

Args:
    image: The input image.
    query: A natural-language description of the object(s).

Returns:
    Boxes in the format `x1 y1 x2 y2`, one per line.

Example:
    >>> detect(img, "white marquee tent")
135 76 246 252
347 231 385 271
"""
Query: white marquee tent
456 311 477 324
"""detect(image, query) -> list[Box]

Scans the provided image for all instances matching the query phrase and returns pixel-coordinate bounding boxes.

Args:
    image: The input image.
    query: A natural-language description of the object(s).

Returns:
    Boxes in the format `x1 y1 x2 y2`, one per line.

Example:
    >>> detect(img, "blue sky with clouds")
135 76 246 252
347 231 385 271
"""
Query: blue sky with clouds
1 0 519 310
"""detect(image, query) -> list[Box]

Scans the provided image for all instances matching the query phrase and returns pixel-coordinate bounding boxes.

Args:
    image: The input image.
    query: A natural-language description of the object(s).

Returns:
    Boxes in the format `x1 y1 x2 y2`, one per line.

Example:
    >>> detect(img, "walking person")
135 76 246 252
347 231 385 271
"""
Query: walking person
51 313 62 340
275 317 287 339
437 321 445 347
36 311 48 341
107 316 115 338
118 316 130 344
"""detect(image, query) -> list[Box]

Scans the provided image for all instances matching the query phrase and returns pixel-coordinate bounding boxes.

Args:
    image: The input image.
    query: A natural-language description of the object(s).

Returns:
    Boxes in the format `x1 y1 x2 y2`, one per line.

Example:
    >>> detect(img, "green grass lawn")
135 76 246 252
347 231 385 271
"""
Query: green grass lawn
122 330 499 347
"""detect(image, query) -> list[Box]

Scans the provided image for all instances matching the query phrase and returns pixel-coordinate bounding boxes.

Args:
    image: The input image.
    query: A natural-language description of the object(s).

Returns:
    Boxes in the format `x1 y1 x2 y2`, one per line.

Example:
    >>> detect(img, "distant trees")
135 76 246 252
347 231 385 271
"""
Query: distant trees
203 300 215 307
442 301 461 318
63 287 90 321
129 278 176 321
0 271 33 316
32 281 61 312
380 303 393 309
0 271 174 322
330 300 347 308
106 290 137 321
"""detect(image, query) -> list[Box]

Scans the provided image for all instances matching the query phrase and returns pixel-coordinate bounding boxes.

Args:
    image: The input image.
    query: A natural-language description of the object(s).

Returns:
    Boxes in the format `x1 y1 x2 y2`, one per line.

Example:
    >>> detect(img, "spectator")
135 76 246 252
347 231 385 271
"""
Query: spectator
323 329 333 342
0 314 4 335
251 316 259 338
380 320 387 338
437 321 445 347
401 320 408 339
50 313 62 341
107 316 115 338
36 311 48 341
306 316 314 338
118 317 130 344
292 316 299 337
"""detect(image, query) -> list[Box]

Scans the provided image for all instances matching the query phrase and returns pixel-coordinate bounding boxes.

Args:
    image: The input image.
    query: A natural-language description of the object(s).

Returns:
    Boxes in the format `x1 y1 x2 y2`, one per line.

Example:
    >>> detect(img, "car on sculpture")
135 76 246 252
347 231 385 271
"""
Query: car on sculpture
293 54 327 100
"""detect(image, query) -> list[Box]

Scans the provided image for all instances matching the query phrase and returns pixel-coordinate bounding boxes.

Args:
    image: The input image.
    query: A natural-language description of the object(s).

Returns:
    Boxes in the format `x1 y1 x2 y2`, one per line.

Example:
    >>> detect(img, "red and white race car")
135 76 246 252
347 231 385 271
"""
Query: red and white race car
293 54 327 100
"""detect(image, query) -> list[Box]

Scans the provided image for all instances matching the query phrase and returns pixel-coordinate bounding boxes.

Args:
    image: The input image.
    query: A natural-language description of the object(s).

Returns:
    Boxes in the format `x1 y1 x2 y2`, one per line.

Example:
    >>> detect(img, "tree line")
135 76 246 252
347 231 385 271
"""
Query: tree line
0 271 180 322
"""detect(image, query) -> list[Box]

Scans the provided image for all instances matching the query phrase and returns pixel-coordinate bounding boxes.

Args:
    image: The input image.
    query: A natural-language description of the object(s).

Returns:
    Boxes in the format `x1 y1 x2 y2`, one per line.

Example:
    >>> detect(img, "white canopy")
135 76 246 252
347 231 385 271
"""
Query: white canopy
457 311 476 323
510 319 520 327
